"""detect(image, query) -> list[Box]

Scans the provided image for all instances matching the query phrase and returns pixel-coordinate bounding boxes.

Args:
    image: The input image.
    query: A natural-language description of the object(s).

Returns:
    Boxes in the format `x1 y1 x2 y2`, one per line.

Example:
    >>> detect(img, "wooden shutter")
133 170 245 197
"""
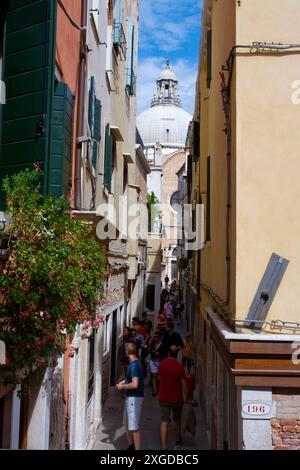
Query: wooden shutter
244 253 289 329
88 76 96 138
113 0 122 25
92 98 101 170
88 76 101 170
207 29 212 89
193 121 200 162
104 124 113 193
125 16 135 94
187 154 193 194
49 81 74 197
0 0 57 205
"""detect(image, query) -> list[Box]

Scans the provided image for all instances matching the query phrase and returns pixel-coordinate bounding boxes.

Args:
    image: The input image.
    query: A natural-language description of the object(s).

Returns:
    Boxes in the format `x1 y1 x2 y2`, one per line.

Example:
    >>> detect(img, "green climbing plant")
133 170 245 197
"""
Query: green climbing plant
147 191 161 233
0 170 105 395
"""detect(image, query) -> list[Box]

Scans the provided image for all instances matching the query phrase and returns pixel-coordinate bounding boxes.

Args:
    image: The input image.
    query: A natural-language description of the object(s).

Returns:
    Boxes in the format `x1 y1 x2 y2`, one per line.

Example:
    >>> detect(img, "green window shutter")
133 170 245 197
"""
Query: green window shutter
0 0 57 206
88 76 96 138
49 81 74 197
207 29 212 89
125 16 135 95
193 121 200 162
112 0 123 45
92 99 101 170
187 154 193 194
104 124 113 193
113 0 122 25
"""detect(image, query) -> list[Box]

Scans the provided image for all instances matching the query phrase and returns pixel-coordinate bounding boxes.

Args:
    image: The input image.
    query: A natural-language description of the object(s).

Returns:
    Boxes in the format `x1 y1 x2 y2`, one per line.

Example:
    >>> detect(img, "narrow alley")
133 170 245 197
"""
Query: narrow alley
93 321 209 451
1 0 300 457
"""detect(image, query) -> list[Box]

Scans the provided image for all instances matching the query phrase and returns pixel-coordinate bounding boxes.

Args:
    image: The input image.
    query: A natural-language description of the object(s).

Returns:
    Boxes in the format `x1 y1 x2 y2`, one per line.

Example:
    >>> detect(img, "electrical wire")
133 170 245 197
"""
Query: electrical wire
57 0 86 31
200 282 300 330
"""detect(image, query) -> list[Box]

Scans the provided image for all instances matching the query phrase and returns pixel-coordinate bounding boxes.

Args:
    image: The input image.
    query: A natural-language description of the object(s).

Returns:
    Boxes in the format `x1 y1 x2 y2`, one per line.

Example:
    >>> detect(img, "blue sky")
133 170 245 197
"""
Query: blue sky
137 0 203 116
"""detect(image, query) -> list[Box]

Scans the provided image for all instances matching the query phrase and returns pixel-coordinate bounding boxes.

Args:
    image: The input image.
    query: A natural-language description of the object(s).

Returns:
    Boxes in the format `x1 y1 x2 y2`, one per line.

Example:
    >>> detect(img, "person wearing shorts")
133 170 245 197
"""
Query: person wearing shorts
116 342 144 450
158 347 188 450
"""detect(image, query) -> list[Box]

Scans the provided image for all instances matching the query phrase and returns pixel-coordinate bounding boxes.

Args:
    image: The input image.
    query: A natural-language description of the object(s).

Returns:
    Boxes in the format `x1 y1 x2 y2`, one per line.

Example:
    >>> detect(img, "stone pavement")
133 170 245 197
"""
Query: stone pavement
93 320 209 451
93 381 209 451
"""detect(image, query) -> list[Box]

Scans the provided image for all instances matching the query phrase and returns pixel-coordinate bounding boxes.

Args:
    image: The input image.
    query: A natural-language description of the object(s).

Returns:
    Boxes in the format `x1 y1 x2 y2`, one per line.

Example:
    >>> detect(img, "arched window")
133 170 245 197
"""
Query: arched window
170 191 181 211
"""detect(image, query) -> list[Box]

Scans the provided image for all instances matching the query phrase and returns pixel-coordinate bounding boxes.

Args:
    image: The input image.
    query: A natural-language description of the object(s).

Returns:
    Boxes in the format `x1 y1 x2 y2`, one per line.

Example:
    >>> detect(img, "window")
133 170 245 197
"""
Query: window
206 157 211 241
170 191 181 212
146 285 155 312
87 331 95 403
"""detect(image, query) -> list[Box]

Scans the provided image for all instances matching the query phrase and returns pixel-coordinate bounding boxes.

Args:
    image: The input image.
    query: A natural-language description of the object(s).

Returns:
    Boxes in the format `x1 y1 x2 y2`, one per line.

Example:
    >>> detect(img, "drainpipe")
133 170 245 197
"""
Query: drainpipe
219 70 232 306
75 0 88 210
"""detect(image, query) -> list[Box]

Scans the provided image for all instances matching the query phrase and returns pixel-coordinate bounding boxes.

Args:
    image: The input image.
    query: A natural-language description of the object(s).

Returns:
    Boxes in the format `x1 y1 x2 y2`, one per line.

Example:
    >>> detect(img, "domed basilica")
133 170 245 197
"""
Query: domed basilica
137 61 192 284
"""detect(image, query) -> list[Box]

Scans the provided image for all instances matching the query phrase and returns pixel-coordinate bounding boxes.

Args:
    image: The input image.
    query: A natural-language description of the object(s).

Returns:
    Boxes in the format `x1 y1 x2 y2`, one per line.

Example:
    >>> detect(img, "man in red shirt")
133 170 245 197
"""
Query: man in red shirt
132 317 148 339
158 346 188 449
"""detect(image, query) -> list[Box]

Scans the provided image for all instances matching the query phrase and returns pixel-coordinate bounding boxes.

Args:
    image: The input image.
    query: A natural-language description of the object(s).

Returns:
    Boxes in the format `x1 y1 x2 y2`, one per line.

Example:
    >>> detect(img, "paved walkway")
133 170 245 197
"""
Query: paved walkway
93 320 209 451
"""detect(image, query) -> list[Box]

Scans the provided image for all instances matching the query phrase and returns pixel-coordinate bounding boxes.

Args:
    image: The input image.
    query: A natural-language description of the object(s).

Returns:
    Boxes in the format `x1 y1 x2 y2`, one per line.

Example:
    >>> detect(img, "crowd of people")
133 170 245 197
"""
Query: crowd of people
116 279 196 451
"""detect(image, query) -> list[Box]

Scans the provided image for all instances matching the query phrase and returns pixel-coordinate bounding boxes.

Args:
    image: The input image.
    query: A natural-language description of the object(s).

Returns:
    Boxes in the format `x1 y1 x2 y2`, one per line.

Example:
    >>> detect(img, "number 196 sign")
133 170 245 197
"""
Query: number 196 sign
242 402 271 416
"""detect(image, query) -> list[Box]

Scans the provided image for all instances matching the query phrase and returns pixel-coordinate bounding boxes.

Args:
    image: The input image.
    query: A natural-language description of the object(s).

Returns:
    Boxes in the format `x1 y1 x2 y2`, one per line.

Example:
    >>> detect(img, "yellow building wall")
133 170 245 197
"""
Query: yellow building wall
197 0 300 329
235 0 300 325
198 0 236 315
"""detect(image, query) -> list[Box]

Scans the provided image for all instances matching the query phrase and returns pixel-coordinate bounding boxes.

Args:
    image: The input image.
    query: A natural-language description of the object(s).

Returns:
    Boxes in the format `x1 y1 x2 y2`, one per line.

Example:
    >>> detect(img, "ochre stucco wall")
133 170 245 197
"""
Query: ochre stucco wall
235 0 300 324
198 0 236 313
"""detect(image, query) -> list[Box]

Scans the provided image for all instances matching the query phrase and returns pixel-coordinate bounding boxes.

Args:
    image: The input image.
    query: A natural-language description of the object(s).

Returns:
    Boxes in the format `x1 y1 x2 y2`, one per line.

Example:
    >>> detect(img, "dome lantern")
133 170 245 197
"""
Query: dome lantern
137 60 192 150
151 60 181 108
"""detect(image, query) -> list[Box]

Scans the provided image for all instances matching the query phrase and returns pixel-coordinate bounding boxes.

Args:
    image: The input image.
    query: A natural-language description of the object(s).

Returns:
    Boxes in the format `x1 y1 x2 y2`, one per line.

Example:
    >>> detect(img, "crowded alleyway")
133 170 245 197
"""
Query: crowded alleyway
93 320 209 451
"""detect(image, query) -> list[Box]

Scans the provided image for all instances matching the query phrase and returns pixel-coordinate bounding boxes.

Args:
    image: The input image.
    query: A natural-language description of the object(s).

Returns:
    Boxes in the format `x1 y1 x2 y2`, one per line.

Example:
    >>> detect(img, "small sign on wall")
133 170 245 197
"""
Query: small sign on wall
242 402 271 416
242 400 276 420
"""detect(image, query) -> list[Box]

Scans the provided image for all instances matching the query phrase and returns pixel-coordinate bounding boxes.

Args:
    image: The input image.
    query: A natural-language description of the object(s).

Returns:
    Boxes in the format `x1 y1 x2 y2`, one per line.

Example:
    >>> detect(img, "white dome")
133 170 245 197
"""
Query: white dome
158 68 177 81
137 105 192 148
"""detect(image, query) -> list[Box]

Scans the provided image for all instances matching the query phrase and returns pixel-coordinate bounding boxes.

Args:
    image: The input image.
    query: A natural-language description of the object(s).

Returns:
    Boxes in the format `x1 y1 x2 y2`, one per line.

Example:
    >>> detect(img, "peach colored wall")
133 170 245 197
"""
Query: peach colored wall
56 0 82 204
55 1 82 416
56 0 82 95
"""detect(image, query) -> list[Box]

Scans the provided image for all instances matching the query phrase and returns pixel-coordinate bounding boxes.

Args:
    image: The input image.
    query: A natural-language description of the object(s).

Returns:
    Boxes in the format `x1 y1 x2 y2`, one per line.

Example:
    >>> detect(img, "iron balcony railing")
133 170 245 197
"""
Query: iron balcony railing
113 22 126 61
